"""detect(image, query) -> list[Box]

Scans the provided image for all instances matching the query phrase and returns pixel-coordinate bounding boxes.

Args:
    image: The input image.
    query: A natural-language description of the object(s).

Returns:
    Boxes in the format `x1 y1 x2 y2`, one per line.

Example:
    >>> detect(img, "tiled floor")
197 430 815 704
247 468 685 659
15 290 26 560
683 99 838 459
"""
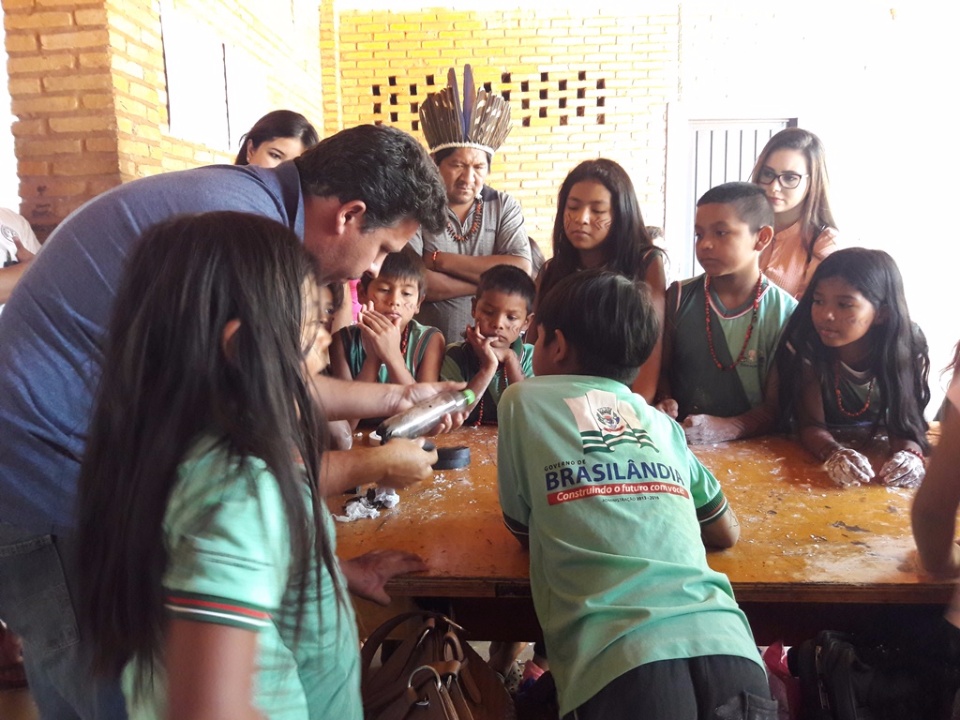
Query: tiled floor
0 685 38 720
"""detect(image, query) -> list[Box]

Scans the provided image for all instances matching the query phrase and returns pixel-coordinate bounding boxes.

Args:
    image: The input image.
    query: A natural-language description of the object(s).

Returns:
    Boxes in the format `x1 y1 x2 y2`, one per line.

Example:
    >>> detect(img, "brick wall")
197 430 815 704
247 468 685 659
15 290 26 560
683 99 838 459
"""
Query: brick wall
322 6 680 247
3 0 322 238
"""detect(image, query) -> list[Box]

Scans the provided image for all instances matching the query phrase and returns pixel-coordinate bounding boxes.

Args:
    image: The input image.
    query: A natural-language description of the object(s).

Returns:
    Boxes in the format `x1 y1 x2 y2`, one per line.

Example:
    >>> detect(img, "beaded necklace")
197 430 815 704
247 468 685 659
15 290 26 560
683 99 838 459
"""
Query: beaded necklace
472 363 507 426
446 197 484 243
399 324 411 358
833 359 876 418
704 274 764 371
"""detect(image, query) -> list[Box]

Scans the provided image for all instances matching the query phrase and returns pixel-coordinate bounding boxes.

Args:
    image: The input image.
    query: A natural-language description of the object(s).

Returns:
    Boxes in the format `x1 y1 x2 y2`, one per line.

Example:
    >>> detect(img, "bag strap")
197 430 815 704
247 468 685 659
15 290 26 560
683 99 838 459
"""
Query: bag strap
376 663 463 720
361 612 435 674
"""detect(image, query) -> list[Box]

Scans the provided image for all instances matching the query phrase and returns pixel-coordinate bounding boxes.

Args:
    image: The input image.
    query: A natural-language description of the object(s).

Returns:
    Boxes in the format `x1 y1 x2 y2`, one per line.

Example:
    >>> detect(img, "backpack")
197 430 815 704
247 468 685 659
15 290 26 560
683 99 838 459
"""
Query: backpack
791 630 960 720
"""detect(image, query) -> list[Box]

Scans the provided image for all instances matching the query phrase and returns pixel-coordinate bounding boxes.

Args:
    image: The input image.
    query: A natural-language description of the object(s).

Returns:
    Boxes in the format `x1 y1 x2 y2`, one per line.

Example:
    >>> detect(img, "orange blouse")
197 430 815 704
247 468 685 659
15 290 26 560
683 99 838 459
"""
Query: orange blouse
759 222 839 299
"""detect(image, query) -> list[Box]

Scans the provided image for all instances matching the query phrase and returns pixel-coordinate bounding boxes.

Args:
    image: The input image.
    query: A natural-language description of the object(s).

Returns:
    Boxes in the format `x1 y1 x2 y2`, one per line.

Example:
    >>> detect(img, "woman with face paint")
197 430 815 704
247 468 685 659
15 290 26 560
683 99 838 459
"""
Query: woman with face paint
531 159 666 402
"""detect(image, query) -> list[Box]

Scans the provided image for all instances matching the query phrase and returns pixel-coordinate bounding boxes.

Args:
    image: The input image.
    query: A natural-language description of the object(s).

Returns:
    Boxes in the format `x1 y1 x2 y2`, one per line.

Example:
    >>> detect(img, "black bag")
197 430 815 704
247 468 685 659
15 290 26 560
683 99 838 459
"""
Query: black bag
791 630 960 720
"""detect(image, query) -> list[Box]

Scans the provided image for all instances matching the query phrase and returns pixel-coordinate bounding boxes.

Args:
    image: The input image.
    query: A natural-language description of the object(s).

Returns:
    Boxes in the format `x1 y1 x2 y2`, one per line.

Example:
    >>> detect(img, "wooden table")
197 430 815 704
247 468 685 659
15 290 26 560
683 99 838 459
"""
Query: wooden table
333 425 952 644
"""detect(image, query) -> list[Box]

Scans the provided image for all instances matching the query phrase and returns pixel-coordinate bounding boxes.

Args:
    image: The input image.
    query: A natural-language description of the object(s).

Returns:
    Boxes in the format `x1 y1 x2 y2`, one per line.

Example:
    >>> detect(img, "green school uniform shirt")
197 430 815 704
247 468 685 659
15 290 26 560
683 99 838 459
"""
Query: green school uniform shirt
666 274 796 419
441 336 534 424
122 438 361 720
497 375 762 715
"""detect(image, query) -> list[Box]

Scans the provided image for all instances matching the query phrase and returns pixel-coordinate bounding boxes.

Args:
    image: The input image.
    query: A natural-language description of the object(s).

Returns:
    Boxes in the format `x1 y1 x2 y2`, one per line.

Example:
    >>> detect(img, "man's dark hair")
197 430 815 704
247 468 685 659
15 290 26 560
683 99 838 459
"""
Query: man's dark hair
359 250 427 301
476 264 536 314
537 270 659 385
697 181 773 233
295 125 447 234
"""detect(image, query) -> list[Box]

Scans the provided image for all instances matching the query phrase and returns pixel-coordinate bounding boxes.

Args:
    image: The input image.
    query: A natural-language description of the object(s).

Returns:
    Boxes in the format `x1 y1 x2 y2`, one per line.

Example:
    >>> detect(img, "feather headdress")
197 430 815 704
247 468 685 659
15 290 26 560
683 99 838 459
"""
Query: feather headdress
419 65 512 156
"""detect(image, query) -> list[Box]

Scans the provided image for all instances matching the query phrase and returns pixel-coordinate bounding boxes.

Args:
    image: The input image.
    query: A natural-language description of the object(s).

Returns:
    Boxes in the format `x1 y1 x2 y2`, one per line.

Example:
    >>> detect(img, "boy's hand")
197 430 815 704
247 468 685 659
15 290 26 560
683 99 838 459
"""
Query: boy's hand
879 450 925 488
655 398 679 419
358 304 402 364
465 324 499 369
824 447 874 487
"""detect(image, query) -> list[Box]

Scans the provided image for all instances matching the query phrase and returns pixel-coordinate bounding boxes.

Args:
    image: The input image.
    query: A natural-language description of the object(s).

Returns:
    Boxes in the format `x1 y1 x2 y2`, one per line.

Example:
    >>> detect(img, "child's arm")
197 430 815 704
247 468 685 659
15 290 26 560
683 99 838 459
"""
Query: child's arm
339 551 428 606
913 399 960 576
328 330 354 382
460 325 500 414
655 281 678 418
414 331 446 383
701 506 740 549
165 620 263 720
503 515 530 549
631 253 667 403
681 366 781 445
500 345 526 386
878 439 925 488
795 362 874 486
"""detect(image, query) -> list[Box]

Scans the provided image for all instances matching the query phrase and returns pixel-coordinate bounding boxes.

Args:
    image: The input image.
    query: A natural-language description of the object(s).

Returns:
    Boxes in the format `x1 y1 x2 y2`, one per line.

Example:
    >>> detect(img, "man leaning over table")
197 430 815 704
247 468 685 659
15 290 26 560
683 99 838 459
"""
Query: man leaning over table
0 124 453 719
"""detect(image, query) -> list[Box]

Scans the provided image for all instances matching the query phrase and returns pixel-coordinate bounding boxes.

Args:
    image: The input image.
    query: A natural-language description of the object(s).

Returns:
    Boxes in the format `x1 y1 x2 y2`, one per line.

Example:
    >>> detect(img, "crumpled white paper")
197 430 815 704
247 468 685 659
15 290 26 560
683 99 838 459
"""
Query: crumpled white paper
334 487 401 522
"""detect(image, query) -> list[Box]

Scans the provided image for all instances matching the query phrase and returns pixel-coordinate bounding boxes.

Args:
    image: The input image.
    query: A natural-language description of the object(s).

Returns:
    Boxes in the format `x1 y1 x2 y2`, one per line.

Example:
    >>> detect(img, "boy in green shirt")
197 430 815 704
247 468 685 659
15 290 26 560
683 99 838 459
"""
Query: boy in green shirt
441 264 535 425
498 270 775 719
657 182 796 445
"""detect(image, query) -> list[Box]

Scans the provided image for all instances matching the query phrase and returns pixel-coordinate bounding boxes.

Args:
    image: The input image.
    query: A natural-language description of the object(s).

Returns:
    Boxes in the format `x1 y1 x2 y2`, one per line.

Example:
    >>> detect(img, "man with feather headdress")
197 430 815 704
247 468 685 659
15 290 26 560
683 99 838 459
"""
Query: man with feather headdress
409 66 531 343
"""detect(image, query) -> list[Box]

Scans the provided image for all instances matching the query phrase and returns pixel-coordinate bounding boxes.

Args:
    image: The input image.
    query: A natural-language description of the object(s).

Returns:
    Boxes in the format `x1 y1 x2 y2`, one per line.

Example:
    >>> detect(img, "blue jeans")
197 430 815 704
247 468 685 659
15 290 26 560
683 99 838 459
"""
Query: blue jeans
0 523 127 719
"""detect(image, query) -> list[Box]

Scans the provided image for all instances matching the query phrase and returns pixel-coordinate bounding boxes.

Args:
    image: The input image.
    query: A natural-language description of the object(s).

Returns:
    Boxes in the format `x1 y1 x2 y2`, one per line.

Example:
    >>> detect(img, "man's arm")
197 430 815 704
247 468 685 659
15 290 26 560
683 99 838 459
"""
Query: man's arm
426 252 530 286
320 441 437 496
422 267 477 302
0 261 31 303
309 374 464 421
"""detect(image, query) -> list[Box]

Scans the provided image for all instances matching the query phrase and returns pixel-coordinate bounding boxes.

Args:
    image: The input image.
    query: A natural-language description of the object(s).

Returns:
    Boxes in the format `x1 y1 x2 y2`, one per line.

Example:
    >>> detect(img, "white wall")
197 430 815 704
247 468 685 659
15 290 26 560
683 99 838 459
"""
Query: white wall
674 3 957 412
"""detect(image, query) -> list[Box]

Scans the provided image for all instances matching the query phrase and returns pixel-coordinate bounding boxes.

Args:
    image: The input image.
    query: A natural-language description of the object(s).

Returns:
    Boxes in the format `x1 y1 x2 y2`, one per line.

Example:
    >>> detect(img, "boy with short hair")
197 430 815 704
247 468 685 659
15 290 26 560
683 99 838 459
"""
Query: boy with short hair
441 264 535 425
497 270 774 720
658 181 797 445
330 250 444 387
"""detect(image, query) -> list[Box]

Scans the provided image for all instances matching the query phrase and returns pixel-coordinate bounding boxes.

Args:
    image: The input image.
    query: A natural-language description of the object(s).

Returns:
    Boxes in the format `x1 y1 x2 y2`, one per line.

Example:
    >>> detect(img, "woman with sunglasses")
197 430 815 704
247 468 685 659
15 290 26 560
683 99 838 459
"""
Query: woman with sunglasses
750 128 839 298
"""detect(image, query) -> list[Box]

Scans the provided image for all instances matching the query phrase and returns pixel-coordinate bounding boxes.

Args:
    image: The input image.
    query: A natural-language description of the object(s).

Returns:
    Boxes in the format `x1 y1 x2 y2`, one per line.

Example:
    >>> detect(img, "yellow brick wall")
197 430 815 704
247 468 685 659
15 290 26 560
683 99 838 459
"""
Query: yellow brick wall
3 0 322 238
323 7 680 247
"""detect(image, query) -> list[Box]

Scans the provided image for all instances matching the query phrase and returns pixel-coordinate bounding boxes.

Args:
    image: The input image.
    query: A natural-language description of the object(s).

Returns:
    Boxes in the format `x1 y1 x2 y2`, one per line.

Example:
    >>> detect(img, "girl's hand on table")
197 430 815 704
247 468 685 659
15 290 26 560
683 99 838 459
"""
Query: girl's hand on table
879 450 925 488
681 414 735 445
824 447 874 487
340 550 429 605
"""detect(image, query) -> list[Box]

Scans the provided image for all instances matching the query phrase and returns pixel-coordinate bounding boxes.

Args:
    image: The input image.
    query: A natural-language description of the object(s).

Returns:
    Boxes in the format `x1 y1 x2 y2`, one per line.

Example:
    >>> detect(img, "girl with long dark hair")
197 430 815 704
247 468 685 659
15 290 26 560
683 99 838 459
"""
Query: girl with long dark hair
777 247 929 488
532 159 666 401
77 211 362 718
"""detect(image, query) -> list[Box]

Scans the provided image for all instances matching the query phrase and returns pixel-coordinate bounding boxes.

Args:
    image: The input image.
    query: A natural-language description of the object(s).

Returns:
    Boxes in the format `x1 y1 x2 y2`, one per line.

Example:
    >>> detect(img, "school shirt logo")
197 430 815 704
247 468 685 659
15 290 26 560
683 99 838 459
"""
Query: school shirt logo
564 390 657 454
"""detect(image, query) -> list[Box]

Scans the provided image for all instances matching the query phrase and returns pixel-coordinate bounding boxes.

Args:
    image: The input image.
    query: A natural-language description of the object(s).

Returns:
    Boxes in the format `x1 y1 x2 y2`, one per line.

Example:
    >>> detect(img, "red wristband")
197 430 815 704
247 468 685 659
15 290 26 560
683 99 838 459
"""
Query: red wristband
902 447 925 462
431 250 440 269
